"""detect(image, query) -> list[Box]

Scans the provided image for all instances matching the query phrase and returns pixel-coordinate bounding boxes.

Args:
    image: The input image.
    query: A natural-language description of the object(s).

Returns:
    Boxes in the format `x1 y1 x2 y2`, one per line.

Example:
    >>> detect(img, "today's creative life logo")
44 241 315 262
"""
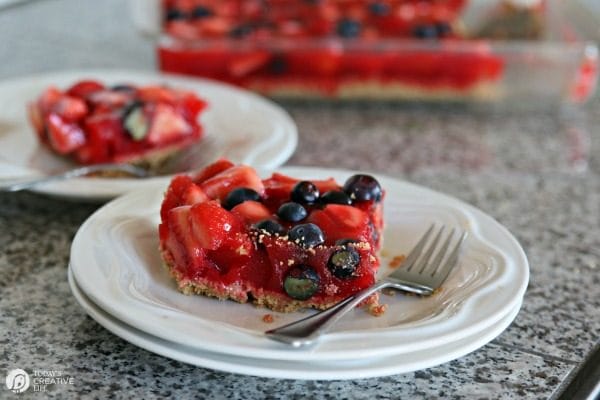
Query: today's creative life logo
5 368 75 393
5 369 30 394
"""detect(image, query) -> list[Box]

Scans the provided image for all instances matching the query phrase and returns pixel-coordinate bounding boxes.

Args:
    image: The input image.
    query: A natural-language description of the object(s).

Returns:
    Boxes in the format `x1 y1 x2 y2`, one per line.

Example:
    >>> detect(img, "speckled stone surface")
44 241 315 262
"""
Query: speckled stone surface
1 1 600 399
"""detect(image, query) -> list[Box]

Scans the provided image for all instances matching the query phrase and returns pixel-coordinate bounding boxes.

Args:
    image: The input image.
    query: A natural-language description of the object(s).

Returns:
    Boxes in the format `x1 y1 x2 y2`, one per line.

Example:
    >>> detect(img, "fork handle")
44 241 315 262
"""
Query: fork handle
0 169 99 191
0 164 148 192
0 175 72 192
265 281 391 347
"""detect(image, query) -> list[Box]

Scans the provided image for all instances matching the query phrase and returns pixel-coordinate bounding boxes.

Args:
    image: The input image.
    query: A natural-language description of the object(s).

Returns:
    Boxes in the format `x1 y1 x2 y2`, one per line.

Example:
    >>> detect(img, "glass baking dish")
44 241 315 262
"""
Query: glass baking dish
135 0 599 103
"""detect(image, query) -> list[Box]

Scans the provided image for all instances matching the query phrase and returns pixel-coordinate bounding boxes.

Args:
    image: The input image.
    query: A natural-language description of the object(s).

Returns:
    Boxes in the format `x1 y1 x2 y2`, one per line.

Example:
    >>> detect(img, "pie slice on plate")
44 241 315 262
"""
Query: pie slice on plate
28 80 207 169
159 159 384 312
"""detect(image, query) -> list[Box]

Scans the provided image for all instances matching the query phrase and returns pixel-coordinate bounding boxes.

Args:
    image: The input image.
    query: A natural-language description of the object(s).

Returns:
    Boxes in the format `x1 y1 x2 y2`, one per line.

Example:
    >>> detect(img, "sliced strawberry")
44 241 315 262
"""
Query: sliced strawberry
46 113 86 154
278 20 304 37
166 20 204 40
158 221 170 244
146 103 192 144
206 232 255 278
189 201 241 250
87 90 132 109
192 159 235 183
265 172 297 185
66 80 105 98
81 112 124 163
182 183 209 205
161 175 196 220
263 173 339 202
177 92 207 120
228 51 272 78
53 96 88 122
231 201 272 224
167 205 204 268
37 87 62 115
200 165 265 201
197 17 233 37
138 86 177 104
308 204 370 245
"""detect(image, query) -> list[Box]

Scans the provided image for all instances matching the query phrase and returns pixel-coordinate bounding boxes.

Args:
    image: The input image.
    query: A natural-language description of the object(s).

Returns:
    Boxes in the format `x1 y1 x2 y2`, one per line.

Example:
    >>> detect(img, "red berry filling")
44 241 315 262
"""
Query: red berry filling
28 80 207 165
159 159 384 312
157 0 504 97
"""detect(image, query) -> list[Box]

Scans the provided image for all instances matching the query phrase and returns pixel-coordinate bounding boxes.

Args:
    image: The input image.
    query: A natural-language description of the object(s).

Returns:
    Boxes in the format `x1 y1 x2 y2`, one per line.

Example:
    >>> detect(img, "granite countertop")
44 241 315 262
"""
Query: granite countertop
1 1 600 399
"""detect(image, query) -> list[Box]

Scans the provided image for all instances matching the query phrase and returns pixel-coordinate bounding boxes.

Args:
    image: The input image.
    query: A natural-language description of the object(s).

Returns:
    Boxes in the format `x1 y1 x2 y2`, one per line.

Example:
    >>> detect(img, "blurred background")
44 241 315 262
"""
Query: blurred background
0 0 599 176
2 0 600 104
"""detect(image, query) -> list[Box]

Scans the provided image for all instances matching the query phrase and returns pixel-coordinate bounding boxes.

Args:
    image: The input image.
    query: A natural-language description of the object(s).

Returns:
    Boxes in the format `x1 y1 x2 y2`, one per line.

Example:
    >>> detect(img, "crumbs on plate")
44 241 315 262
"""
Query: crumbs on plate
262 314 275 323
368 303 387 317
389 254 406 268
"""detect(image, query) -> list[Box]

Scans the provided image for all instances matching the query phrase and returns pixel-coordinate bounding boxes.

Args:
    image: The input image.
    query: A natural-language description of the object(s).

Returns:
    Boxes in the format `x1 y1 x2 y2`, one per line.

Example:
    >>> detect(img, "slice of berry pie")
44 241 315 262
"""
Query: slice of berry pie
159 159 384 312
28 80 207 167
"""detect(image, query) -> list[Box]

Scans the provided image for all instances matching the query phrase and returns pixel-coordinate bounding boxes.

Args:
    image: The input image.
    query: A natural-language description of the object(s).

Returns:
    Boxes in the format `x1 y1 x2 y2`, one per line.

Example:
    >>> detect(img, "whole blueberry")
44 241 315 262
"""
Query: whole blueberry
288 223 325 248
368 2 390 16
255 219 286 236
328 247 361 279
320 190 352 205
269 56 288 75
230 24 254 38
191 6 213 19
343 174 382 202
223 188 261 210
165 8 187 21
435 22 452 37
337 19 361 38
277 202 307 222
284 265 320 300
122 100 144 118
413 24 439 39
291 181 320 204
111 84 135 92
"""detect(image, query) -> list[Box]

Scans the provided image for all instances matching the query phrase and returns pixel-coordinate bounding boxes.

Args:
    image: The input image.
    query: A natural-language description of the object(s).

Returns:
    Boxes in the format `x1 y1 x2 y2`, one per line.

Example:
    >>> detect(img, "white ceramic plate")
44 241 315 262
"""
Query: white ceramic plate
0 69 297 200
70 167 529 361
68 266 522 380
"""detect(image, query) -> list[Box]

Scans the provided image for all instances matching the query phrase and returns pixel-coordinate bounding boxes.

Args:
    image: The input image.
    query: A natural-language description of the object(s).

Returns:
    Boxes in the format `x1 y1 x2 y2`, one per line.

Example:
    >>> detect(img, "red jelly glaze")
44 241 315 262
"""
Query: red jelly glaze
157 0 504 96
159 160 384 307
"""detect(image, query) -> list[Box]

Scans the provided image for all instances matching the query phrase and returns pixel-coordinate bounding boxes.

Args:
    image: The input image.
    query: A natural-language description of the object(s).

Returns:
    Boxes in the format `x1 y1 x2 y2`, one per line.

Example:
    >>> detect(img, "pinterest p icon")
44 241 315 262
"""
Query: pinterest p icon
5 369 30 394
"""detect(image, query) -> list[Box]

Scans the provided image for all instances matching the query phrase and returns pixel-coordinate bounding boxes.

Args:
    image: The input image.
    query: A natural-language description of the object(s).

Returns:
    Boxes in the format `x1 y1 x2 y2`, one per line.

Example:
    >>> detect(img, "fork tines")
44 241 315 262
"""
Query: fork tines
404 224 468 281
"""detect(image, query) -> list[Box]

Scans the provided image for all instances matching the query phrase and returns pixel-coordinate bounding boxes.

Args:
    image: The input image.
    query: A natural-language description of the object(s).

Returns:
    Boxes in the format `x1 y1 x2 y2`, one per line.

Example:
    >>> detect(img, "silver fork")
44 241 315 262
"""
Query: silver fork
0 163 149 192
0 136 220 192
265 224 468 347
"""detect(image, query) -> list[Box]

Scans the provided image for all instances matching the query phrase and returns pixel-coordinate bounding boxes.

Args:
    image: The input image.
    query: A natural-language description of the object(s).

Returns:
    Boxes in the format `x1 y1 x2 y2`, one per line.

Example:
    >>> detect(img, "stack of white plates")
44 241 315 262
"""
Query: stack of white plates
69 167 529 380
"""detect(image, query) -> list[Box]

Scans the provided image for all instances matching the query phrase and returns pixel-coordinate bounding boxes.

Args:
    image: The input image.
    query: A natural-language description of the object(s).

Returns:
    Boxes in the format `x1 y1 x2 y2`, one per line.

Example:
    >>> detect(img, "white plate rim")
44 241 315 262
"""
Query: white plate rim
68 265 523 380
0 68 297 200
70 166 529 361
